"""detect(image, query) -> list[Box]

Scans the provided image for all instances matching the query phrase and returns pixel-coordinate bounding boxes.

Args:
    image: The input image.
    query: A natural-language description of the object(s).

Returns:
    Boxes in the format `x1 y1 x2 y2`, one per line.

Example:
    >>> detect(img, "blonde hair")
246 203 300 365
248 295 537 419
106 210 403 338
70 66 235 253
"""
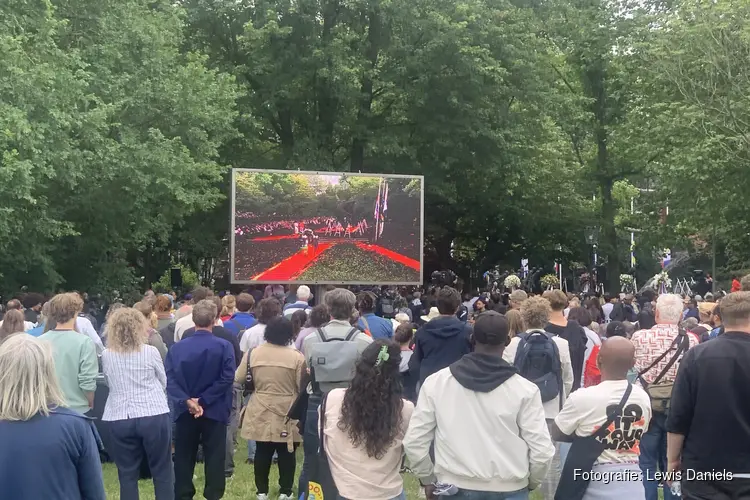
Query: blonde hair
718 292 750 328
221 295 236 317
133 300 157 329
520 296 552 330
47 293 83 325
105 308 148 353
542 290 568 311
505 309 525 338
0 334 65 421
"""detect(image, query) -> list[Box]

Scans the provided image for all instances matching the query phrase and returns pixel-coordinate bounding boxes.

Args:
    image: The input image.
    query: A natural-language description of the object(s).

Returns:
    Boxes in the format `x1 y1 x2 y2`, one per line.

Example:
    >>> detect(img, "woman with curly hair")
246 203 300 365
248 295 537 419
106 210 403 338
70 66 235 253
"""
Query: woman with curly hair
102 308 173 500
321 339 414 500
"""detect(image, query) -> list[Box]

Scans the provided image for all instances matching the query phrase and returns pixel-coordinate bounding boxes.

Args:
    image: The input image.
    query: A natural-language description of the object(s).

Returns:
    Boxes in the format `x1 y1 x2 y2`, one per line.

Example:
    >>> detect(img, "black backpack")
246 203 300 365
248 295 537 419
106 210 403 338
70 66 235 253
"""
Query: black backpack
514 330 563 408
380 298 395 318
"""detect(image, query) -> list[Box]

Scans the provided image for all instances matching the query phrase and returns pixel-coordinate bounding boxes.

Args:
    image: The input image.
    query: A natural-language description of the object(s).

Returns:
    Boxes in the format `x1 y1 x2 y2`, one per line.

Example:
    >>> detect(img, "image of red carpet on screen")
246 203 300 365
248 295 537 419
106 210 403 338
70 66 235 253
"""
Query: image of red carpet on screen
232 171 422 283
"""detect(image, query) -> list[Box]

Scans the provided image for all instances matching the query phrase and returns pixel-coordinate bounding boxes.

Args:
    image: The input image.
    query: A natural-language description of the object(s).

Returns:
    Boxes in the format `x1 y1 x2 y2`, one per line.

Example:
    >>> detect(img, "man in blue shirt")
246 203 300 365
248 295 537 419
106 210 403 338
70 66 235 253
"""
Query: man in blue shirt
223 292 257 338
357 291 394 339
166 299 235 500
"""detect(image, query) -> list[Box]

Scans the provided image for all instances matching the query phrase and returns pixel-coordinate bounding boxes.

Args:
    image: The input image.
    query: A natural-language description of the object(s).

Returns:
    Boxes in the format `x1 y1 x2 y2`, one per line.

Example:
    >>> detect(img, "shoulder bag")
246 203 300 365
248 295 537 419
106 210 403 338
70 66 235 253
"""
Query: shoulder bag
555 382 633 500
637 329 690 413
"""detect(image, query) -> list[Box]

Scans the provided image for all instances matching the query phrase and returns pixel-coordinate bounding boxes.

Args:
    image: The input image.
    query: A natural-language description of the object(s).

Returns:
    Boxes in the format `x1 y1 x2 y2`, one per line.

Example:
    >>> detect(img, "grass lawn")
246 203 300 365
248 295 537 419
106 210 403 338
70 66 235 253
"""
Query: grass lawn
103 441 545 499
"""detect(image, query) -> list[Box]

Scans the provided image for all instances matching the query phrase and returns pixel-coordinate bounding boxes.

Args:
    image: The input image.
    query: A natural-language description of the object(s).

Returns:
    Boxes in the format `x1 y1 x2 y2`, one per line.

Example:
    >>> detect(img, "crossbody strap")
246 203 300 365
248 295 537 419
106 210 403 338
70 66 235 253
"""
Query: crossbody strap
318 393 329 455
637 328 685 378
593 382 633 439
651 332 690 385
245 348 254 385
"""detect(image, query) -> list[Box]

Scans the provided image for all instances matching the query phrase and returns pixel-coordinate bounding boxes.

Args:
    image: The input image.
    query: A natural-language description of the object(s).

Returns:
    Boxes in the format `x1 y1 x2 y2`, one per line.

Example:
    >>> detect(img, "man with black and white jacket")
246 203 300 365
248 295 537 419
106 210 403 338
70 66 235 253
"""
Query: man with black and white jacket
404 311 555 499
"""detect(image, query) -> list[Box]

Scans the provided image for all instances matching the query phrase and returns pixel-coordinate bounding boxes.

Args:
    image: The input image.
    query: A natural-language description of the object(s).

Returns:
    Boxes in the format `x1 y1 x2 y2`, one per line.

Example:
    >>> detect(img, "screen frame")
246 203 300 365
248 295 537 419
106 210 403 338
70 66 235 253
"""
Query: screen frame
230 168 425 285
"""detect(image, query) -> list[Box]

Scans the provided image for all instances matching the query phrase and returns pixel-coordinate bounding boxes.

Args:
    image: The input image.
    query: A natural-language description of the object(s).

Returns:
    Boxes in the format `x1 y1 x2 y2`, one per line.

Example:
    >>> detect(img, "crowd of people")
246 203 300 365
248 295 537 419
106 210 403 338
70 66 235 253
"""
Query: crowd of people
234 217 338 237
1 277 750 500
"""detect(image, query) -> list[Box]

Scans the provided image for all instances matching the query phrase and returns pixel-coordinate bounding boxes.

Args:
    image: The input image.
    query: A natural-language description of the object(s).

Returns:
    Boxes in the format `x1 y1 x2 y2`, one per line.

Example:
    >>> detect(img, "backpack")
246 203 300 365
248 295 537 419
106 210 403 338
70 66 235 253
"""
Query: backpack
159 322 176 349
514 330 563 408
456 305 469 323
308 326 362 394
380 298 395 318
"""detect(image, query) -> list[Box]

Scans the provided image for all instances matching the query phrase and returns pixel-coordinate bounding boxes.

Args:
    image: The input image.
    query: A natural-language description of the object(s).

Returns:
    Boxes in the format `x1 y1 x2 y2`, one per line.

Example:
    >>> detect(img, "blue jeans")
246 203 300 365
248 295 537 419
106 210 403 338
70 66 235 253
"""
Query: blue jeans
107 413 174 500
298 394 322 499
453 488 528 500
639 412 678 500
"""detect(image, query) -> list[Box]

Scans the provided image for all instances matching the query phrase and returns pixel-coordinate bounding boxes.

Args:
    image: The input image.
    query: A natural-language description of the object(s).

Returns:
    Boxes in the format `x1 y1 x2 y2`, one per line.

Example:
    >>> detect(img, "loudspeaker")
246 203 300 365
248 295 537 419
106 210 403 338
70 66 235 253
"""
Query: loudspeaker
170 268 183 289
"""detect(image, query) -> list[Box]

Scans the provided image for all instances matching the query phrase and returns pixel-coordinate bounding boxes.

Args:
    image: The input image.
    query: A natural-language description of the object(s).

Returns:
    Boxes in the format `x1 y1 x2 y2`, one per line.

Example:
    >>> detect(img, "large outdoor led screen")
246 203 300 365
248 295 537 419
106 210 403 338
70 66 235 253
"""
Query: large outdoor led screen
231 169 424 284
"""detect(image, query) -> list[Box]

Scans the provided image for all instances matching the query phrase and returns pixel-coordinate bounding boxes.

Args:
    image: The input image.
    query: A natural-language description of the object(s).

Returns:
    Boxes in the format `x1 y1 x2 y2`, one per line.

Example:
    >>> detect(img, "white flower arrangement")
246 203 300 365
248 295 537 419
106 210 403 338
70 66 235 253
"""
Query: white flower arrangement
541 274 560 289
620 274 635 285
653 270 672 291
504 275 522 289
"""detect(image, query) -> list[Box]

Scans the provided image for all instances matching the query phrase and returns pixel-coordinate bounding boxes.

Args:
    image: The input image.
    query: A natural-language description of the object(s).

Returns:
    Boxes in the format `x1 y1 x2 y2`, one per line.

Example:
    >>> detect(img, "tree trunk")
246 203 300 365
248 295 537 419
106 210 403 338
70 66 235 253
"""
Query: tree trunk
600 177 620 294
350 7 381 172
317 0 339 154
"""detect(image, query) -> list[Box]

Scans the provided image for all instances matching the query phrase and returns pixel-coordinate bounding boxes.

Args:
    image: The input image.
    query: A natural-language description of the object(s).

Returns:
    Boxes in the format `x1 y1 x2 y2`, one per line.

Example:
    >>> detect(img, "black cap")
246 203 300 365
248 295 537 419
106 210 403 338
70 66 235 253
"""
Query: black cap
473 310 509 346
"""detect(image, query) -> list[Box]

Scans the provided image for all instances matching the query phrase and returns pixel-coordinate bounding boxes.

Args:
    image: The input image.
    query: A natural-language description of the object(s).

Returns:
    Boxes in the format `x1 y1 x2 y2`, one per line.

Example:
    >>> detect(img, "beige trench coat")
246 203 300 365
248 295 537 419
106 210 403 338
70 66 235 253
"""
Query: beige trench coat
235 344 305 450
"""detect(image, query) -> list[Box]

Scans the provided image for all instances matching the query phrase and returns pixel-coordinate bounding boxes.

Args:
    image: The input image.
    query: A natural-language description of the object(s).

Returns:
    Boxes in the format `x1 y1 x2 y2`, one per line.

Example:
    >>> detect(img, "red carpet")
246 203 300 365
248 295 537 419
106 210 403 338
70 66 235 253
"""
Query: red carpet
251 244 333 281
354 243 421 271
250 234 299 242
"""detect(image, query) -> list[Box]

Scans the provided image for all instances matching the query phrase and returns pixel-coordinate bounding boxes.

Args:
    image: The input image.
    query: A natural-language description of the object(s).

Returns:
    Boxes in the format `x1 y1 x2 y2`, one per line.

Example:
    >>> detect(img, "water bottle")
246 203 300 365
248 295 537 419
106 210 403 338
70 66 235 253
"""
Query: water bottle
671 480 682 497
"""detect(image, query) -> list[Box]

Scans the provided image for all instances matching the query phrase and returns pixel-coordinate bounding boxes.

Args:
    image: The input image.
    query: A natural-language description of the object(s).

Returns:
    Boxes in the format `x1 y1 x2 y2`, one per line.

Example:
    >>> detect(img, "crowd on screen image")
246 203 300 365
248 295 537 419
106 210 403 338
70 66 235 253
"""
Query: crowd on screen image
234 217 335 236
234 217 371 238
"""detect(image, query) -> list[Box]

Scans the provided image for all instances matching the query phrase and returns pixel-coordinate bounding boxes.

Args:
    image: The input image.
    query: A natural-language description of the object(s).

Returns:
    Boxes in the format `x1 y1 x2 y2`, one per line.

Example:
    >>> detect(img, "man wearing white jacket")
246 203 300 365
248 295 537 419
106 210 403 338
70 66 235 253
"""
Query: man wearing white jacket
404 311 555 500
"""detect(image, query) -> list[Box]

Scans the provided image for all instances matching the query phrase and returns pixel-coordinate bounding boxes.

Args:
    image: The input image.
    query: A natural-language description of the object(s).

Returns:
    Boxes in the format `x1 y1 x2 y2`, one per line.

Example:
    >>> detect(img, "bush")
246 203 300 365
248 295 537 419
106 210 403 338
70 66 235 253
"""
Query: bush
152 264 200 293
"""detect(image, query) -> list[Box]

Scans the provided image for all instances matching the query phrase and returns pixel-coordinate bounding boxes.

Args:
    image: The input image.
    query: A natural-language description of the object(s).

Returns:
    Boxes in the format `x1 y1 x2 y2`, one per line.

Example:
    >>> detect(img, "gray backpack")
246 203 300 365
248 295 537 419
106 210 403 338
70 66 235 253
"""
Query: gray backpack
309 326 361 394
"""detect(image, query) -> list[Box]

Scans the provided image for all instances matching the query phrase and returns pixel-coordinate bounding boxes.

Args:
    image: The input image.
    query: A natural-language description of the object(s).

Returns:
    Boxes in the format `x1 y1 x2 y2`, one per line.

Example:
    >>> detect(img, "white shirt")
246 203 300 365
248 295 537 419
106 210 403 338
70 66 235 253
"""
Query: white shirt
240 323 267 352
404 367 555 492
175 313 223 343
503 333 575 419
0 320 36 332
323 388 414 500
554 380 652 465
101 345 169 421
76 316 104 354
602 302 614 322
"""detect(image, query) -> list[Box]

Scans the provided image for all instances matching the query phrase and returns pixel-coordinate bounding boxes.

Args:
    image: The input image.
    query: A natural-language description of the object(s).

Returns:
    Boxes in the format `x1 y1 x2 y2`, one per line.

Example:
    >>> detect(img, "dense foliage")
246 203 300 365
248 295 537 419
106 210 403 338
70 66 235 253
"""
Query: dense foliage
1 0 748 295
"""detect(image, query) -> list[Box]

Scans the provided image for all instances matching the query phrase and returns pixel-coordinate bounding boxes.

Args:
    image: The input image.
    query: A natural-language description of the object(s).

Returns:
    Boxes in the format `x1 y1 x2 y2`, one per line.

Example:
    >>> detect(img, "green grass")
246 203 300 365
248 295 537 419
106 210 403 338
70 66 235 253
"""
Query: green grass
103 441 544 499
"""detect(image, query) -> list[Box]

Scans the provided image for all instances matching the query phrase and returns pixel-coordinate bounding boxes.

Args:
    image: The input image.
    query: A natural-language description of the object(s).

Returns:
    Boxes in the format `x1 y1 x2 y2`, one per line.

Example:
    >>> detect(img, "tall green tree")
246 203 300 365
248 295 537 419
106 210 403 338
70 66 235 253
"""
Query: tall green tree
0 0 238 296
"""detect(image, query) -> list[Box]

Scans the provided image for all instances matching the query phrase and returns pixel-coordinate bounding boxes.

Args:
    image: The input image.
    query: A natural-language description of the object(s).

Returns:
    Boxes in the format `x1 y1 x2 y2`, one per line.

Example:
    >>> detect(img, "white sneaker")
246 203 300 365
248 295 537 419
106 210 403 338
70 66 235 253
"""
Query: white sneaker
256 495 269 500
279 495 294 500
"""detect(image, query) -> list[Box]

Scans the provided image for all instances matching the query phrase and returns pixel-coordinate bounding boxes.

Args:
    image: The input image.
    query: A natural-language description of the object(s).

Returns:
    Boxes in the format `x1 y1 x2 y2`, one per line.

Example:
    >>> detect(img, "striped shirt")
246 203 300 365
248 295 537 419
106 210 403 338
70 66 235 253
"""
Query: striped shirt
101 345 169 421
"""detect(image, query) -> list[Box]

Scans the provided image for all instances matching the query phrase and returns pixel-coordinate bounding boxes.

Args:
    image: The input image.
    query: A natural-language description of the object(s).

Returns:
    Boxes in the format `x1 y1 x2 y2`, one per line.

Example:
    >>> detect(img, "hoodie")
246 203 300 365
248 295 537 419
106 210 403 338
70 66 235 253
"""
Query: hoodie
403 353 555 493
409 316 472 386
450 352 518 392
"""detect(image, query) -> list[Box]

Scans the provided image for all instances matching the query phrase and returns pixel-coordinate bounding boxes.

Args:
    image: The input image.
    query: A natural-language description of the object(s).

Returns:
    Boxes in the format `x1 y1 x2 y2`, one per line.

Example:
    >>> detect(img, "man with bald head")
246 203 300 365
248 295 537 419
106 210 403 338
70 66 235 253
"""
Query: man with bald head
550 336 652 499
